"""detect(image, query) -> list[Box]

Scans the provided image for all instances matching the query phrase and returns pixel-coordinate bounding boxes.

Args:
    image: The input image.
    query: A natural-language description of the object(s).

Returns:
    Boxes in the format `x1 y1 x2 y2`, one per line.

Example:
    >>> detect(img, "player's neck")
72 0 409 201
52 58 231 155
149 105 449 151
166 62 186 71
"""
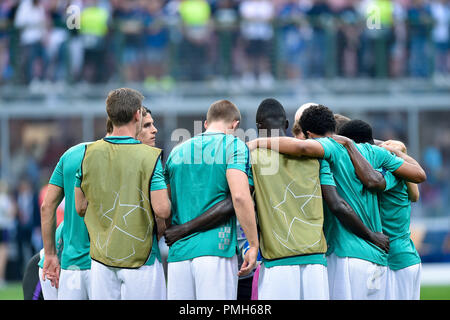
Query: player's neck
111 123 138 139
205 122 234 135
259 128 286 138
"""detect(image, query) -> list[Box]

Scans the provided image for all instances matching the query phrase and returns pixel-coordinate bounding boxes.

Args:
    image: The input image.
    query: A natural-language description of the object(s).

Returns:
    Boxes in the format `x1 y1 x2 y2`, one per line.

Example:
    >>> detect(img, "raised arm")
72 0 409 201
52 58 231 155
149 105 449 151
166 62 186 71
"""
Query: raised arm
40 184 64 288
322 185 389 253
332 134 386 191
226 169 259 277
381 142 427 183
247 137 325 158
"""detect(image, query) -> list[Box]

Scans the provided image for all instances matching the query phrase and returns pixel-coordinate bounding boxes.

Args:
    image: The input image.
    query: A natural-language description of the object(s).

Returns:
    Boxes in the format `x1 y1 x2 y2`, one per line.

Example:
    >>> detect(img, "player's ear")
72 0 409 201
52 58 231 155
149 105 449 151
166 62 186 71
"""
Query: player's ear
231 120 240 131
204 120 208 130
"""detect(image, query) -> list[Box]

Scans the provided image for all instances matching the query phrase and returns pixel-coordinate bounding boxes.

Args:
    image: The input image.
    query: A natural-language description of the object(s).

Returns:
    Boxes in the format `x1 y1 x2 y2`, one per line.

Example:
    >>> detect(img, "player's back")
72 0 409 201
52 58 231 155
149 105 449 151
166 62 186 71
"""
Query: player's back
316 138 404 265
165 132 251 263
379 172 421 270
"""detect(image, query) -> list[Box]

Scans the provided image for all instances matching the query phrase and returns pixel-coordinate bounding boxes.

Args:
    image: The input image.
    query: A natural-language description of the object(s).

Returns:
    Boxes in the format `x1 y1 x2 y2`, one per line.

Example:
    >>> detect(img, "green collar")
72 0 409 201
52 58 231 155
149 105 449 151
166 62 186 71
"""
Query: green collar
103 136 141 144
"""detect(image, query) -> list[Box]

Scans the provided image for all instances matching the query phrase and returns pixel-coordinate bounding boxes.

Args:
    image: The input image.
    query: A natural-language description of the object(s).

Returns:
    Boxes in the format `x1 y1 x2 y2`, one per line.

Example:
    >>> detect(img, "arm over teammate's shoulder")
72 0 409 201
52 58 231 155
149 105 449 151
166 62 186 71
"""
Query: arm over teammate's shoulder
376 142 426 183
247 136 325 158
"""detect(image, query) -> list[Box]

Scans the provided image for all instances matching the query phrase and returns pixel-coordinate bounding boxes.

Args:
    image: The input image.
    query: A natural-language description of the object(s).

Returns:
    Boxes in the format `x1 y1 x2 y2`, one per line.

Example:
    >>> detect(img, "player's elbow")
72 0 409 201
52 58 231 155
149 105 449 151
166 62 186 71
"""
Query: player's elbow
154 205 171 219
365 178 386 192
416 168 427 184
410 192 420 203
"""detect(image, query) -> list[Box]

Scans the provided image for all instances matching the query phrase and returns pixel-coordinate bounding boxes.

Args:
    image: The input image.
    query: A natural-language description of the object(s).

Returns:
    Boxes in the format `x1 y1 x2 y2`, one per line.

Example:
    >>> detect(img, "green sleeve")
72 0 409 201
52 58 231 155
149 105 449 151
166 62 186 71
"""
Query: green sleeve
380 169 399 192
319 159 336 186
150 158 167 191
226 137 251 177
315 137 339 162
49 156 64 188
75 167 82 188
372 145 405 172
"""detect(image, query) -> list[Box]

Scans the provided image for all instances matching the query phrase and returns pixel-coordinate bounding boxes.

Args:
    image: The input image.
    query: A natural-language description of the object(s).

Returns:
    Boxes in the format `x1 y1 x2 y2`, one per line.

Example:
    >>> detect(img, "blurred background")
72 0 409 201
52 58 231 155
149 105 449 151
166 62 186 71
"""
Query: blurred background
0 0 449 299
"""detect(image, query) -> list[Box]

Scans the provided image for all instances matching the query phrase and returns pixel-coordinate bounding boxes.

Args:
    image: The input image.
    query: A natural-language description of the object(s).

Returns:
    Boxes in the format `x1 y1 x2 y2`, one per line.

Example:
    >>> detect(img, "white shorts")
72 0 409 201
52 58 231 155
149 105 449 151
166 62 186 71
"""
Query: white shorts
90 259 166 300
38 267 58 300
385 263 421 300
57 268 91 300
257 263 329 300
167 255 238 300
327 253 387 300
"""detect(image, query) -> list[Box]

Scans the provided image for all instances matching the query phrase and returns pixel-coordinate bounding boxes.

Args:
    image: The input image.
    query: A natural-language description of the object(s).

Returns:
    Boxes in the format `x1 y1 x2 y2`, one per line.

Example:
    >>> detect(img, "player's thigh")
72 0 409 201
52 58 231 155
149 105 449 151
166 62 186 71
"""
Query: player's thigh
258 264 300 300
348 258 387 300
89 259 121 300
119 260 166 300
58 269 91 300
167 259 195 300
38 267 58 300
393 263 422 300
300 264 329 300
193 255 238 300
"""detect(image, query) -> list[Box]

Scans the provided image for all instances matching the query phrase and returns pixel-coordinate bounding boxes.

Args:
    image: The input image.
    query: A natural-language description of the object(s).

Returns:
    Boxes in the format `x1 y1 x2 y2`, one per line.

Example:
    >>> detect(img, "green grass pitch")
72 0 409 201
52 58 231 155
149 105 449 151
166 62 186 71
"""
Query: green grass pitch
0 282 449 300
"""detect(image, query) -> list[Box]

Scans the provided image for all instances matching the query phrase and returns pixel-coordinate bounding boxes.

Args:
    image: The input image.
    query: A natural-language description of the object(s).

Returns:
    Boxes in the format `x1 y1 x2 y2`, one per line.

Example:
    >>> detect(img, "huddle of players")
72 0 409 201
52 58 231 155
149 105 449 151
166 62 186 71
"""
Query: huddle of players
38 87 426 300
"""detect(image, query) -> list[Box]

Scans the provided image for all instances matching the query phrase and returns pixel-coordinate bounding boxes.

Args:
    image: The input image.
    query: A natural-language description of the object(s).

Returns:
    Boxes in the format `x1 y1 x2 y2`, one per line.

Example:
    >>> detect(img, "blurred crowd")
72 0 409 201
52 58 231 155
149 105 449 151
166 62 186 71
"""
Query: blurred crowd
0 0 449 87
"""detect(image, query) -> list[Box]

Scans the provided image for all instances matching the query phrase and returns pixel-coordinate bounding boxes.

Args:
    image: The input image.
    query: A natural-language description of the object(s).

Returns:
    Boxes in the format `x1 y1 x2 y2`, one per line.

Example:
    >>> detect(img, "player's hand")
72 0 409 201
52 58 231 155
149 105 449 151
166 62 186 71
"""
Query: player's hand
380 140 406 153
238 246 258 277
164 224 187 247
42 254 61 289
331 134 352 146
370 232 390 253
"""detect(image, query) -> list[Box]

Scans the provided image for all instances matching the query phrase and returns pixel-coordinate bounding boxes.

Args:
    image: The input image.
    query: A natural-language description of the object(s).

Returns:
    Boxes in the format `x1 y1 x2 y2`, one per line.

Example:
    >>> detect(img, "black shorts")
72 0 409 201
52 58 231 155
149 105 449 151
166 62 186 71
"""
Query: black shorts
245 39 271 58
0 228 9 244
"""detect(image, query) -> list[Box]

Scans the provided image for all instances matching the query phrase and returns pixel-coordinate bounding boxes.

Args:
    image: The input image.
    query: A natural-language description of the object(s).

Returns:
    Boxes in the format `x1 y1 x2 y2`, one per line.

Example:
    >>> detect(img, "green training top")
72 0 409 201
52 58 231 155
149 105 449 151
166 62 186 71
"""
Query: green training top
316 138 404 266
381 170 421 270
164 132 252 263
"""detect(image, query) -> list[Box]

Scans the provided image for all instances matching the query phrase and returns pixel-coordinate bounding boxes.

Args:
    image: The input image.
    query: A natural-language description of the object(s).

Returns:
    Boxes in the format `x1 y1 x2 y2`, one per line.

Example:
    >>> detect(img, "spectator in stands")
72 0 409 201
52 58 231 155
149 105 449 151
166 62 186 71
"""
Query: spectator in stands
15 178 39 277
80 0 109 83
407 0 432 77
212 0 239 81
115 0 146 82
306 0 332 78
239 0 275 88
143 0 171 86
333 0 361 77
46 0 70 83
0 0 17 84
360 0 395 78
430 0 449 76
177 0 212 81
277 0 310 79
14 0 47 85
0 180 16 288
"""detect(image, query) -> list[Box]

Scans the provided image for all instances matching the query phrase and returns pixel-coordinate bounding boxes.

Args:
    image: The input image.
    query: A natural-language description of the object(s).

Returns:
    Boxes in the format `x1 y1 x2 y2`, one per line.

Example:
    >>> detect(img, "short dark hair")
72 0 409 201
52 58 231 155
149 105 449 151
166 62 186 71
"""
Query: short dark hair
106 88 144 126
256 98 286 129
338 119 374 144
207 100 241 124
299 104 335 137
